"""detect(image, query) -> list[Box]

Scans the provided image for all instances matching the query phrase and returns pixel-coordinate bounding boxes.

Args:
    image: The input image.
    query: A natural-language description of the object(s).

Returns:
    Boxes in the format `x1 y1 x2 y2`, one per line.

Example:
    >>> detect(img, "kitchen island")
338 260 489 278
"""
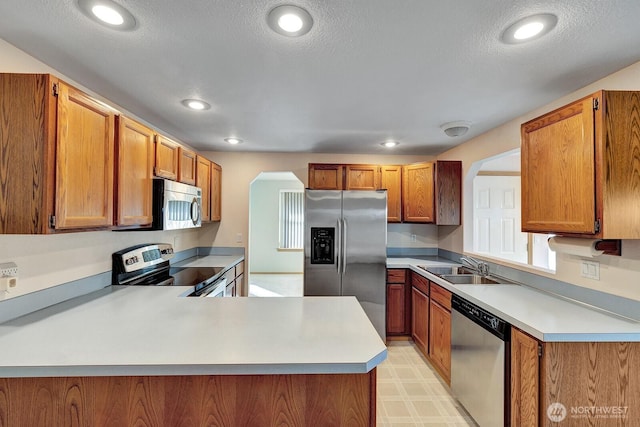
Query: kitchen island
0 288 386 426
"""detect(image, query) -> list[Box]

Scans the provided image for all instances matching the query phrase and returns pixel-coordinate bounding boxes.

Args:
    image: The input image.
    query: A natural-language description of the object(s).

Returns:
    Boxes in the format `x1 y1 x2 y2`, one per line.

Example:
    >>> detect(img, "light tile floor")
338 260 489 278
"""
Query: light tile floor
377 341 477 426
248 273 304 297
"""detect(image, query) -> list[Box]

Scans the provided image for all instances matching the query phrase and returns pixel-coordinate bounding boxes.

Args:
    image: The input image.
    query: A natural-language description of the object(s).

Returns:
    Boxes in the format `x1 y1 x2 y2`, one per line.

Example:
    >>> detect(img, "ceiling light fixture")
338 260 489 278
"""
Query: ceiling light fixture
181 99 211 111
267 5 313 37
501 14 557 44
381 140 399 148
78 0 137 30
441 121 471 138
225 138 243 145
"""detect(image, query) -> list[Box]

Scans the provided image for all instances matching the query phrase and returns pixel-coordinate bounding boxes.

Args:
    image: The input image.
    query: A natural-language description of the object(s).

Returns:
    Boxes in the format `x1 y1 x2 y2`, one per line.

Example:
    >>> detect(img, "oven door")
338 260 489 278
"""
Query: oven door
192 278 227 297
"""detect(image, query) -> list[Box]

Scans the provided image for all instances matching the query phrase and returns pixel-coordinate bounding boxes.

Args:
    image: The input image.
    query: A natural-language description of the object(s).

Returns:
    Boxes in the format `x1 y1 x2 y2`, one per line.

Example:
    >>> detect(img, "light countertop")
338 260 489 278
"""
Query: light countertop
388 258 640 342
173 255 244 269
0 286 386 378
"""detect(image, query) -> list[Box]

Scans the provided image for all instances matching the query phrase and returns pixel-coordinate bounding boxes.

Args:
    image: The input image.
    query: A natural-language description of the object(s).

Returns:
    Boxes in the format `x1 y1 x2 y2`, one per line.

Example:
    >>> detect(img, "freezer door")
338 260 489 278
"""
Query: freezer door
342 190 387 340
304 190 342 296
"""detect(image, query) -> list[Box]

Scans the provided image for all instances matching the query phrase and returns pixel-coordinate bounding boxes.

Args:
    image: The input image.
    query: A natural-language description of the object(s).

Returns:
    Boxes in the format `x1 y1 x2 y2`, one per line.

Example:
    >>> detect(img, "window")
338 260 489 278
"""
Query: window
279 190 304 249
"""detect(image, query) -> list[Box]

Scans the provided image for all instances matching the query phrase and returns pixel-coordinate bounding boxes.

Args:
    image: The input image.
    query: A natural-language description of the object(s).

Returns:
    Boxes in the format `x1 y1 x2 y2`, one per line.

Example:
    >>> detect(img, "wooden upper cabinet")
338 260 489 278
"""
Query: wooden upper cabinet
115 116 153 228
211 162 222 222
55 82 116 230
381 165 402 222
402 161 462 224
178 147 197 185
403 162 435 222
308 163 344 190
344 164 380 190
196 155 211 222
154 135 179 180
522 90 640 238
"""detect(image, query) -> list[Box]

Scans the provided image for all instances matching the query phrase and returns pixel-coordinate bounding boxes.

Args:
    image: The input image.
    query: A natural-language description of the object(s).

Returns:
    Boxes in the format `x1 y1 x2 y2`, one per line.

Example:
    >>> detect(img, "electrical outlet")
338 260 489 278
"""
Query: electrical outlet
580 260 600 280
236 233 243 243
410 234 417 243
0 262 18 277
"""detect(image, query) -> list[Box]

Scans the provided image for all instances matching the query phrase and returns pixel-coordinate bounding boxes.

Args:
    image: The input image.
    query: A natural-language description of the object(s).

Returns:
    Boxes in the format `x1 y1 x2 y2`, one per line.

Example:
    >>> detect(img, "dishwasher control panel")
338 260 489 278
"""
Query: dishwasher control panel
452 294 510 340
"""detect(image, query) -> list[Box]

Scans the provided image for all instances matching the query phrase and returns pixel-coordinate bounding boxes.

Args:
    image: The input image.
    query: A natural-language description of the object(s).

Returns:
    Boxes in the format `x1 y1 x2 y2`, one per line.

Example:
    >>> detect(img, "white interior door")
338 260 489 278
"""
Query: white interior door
473 175 528 263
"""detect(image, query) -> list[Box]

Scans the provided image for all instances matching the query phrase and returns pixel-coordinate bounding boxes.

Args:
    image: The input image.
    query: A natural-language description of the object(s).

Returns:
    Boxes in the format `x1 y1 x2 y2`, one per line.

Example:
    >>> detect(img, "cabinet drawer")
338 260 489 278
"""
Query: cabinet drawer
235 261 244 278
386 269 406 284
411 272 429 295
430 282 451 311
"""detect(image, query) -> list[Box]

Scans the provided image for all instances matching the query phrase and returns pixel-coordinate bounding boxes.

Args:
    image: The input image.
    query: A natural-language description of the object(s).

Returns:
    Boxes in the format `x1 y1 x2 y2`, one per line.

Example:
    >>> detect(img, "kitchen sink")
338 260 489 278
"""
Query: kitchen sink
418 266 474 275
439 274 503 285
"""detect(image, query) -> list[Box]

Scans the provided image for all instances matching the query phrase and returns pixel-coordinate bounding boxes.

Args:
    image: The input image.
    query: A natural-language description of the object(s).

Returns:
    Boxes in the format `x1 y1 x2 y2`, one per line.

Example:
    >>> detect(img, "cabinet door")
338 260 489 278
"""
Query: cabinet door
115 116 153 228
411 287 429 356
178 147 197 185
54 82 115 229
308 164 344 190
196 156 211 222
429 300 451 383
345 164 380 190
211 162 222 221
402 162 435 223
511 327 540 427
381 165 402 222
521 96 596 234
435 160 461 225
154 135 179 180
386 284 406 335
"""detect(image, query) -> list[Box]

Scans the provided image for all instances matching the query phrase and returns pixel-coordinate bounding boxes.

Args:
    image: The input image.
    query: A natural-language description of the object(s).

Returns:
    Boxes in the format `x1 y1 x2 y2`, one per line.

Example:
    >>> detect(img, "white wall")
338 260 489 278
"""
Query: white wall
249 177 304 273
438 60 640 302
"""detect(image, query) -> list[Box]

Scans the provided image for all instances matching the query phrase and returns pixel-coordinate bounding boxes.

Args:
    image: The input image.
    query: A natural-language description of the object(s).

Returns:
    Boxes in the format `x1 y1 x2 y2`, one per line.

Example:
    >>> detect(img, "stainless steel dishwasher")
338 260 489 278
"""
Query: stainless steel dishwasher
451 294 510 427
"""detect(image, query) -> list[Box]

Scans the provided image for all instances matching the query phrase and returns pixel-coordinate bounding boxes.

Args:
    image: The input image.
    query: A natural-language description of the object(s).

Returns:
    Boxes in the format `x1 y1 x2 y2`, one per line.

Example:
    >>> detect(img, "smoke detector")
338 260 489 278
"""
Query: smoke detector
441 121 471 137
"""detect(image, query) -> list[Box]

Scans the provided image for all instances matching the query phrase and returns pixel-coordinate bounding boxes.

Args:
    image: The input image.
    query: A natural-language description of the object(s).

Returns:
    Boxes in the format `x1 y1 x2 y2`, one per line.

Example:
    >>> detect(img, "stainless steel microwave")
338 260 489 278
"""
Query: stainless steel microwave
151 179 202 230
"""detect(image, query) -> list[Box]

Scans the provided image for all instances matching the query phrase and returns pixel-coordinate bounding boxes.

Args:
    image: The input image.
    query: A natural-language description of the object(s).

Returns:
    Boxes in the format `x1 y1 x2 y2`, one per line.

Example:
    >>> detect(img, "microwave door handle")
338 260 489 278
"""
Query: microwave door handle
191 197 200 225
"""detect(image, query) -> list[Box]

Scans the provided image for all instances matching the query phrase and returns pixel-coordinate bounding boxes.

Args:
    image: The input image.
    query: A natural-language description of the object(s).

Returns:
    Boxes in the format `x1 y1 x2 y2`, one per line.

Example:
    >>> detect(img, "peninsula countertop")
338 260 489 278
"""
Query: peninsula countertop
388 258 640 342
0 286 386 378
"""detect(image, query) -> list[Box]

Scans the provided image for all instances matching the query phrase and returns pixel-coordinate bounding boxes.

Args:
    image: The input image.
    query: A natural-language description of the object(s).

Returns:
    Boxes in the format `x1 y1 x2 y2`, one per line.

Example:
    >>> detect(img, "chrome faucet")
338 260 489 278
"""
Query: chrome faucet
460 256 490 277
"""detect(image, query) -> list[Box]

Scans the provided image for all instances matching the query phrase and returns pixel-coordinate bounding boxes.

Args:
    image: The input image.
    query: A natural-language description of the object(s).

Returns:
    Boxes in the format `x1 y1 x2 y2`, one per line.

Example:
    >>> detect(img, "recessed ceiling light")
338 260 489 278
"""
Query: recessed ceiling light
501 14 557 44
78 0 136 31
267 5 313 37
225 138 243 145
381 140 399 148
181 99 211 111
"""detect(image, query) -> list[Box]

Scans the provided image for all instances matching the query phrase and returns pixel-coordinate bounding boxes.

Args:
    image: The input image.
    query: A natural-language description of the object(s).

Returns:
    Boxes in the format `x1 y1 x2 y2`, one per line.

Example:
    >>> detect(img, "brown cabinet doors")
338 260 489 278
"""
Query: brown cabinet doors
178 147 197 185
211 162 222 221
54 81 115 230
344 164 380 190
115 117 154 228
154 135 179 180
428 299 451 383
403 162 435 223
196 156 211 222
308 163 344 190
381 166 402 222
510 327 540 427
521 96 596 234
411 286 429 356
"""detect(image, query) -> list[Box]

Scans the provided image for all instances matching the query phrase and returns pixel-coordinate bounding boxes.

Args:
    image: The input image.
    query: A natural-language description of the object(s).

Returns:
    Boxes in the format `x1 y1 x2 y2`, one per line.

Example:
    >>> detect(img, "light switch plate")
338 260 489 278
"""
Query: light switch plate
581 260 600 280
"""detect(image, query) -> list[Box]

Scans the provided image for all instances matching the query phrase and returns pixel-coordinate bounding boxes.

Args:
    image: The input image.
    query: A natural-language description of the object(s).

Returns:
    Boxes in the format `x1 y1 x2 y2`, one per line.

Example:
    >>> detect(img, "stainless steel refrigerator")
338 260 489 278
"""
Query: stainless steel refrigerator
304 189 387 340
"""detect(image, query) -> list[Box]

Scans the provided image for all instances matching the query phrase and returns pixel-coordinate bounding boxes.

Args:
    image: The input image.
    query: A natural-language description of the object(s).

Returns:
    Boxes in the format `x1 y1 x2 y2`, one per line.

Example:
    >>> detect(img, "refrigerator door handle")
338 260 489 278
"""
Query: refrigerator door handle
342 218 348 274
336 219 342 274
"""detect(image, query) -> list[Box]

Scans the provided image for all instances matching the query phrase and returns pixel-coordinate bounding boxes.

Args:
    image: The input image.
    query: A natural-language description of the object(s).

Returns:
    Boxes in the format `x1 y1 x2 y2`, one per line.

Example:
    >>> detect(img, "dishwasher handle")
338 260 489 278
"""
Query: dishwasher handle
452 294 510 341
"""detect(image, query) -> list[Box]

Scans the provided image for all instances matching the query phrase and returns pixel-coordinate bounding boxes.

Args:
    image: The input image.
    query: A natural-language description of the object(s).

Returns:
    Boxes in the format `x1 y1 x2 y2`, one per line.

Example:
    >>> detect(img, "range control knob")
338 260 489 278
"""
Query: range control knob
490 318 499 330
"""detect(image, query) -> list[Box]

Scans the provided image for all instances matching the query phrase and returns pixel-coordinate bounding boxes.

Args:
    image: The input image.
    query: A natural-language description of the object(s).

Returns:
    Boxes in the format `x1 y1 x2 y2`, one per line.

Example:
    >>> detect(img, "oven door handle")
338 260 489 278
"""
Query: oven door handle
201 278 227 297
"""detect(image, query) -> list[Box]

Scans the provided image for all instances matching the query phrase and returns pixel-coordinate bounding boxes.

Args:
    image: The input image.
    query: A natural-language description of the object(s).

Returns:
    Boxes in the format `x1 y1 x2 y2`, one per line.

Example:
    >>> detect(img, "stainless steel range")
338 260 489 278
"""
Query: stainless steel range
112 243 226 297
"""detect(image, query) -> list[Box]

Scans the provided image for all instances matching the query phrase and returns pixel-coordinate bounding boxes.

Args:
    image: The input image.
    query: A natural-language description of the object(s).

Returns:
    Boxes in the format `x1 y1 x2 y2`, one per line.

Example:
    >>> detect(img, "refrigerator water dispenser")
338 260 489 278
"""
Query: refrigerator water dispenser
311 227 335 264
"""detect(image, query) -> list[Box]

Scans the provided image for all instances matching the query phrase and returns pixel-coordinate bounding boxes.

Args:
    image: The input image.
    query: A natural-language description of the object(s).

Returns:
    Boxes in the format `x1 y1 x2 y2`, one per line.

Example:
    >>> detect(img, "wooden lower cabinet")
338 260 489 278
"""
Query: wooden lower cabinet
511 327 640 427
0 371 377 426
428 299 451 383
411 286 429 356
386 269 410 336
511 327 540 427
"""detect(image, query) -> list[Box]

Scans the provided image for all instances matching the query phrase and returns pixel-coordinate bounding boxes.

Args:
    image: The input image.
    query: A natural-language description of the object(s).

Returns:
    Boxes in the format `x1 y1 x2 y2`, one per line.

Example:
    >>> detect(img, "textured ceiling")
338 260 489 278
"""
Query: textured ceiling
1 1 640 155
